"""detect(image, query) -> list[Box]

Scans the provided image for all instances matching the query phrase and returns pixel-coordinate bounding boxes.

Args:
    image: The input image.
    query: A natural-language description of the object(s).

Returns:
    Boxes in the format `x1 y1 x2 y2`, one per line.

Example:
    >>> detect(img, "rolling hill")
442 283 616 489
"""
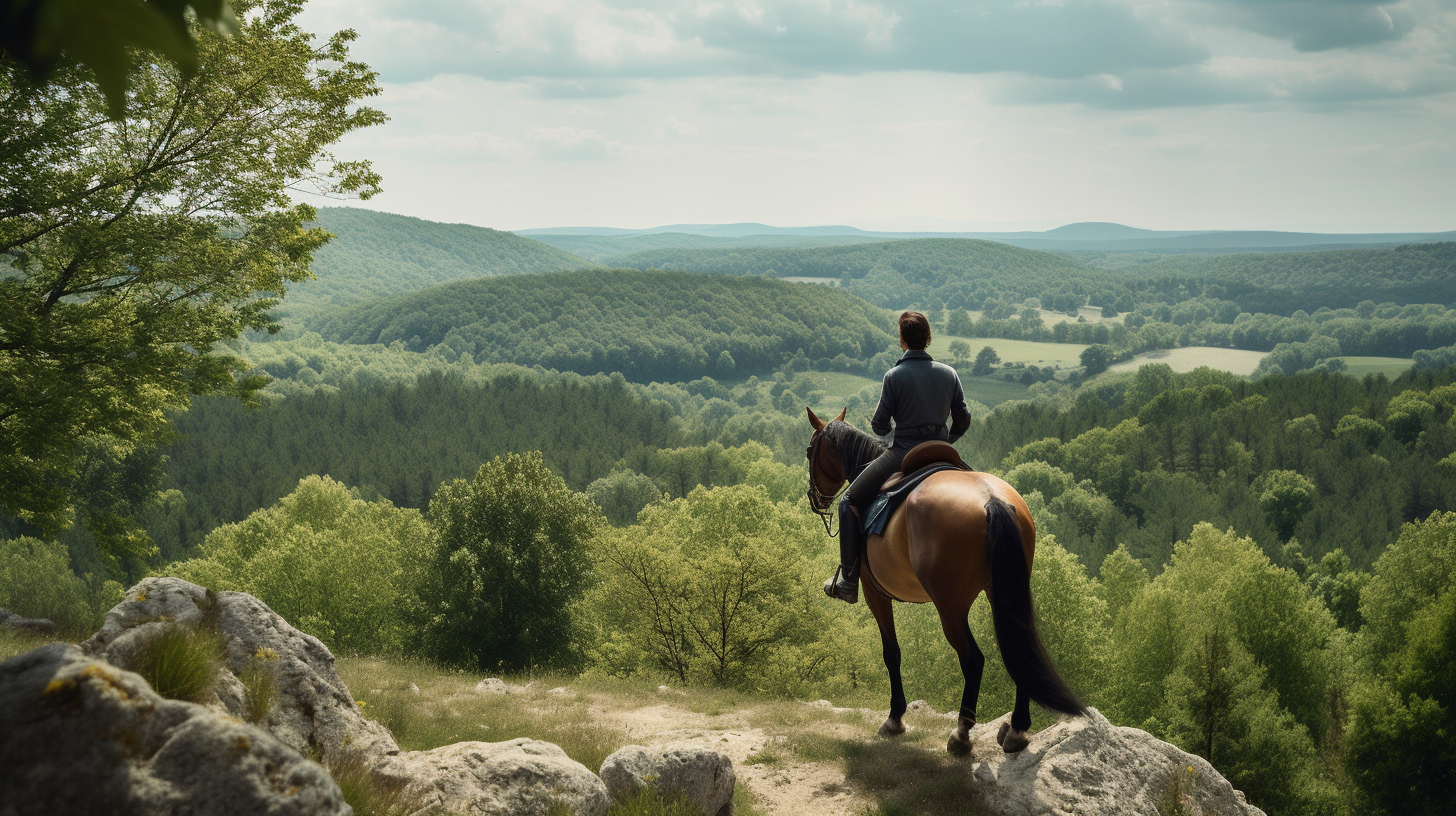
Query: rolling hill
279 208 595 317
309 268 897 382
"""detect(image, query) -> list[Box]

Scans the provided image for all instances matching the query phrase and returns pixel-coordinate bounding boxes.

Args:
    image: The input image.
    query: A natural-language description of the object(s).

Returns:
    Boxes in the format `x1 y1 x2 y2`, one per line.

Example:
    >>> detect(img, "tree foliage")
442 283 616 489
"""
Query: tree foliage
422 452 603 672
0 0 384 552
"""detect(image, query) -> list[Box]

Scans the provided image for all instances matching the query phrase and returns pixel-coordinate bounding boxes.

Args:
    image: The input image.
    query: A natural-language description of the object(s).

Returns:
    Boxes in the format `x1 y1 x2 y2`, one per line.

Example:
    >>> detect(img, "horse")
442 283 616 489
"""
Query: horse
805 407 1086 754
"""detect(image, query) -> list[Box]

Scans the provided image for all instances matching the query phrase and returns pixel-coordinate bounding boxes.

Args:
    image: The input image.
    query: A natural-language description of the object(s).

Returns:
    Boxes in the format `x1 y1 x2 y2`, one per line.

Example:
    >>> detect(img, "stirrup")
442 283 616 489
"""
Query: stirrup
823 566 859 604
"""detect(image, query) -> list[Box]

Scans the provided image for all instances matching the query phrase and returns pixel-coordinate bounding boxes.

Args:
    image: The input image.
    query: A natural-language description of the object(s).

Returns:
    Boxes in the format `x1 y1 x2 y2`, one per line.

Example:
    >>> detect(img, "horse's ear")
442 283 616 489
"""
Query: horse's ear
835 407 846 422
807 407 824 430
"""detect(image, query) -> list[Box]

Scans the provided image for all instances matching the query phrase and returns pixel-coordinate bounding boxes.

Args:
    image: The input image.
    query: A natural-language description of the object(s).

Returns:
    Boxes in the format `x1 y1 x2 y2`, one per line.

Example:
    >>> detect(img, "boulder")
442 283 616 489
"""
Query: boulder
384 738 610 816
82 576 397 764
965 709 1266 816
600 743 735 816
0 643 349 816
0 607 58 635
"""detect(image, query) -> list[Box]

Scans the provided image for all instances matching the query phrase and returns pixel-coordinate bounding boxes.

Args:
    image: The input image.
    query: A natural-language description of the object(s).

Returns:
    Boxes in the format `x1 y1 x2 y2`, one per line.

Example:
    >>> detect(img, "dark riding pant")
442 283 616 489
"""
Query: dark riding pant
838 440 924 574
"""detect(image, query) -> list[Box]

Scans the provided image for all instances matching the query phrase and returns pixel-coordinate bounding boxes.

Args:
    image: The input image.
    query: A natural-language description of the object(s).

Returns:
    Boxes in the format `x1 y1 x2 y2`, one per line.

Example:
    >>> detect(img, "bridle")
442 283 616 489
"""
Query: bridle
805 428 846 537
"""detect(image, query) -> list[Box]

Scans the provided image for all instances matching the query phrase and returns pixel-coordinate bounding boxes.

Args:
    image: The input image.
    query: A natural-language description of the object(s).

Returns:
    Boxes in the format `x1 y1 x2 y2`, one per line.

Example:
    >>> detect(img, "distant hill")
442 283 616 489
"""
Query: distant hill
1113 242 1456 313
530 232 890 263
608 238 1110 309
310 268 897 382
279 208 594 317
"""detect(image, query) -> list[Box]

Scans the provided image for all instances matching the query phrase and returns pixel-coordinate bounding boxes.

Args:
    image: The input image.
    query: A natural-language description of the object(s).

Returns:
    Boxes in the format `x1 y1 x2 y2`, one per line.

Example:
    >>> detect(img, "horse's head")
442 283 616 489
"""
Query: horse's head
805 407 848 513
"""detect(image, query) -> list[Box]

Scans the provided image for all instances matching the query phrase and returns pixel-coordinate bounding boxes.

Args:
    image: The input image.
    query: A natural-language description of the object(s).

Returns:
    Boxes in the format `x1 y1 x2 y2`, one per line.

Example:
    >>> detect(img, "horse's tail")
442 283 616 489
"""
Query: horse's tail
985 496 1087 717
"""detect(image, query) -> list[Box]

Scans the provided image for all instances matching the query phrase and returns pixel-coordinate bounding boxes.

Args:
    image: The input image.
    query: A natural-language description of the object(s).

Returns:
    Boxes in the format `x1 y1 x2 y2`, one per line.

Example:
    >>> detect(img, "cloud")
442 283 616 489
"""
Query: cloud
380 131 525 160
297 0 1456 109
527 126 622 159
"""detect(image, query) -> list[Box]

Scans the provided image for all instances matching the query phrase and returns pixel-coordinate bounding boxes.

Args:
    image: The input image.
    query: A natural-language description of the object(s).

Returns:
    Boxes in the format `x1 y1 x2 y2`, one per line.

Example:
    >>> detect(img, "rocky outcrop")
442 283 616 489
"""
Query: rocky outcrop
385 738 611 816
600 744 735 816
963 709 1266 816
82 576 398 764
0 607 57 635
0 643 349 816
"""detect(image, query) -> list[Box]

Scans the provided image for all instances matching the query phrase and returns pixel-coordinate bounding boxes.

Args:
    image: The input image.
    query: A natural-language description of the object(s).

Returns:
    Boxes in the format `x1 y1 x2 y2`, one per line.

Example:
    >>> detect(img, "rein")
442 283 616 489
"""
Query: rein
805 430 842 537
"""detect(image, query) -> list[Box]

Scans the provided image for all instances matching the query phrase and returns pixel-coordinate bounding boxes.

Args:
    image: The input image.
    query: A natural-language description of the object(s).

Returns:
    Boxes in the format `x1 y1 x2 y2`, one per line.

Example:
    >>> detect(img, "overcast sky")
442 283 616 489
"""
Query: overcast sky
299 0 1456 233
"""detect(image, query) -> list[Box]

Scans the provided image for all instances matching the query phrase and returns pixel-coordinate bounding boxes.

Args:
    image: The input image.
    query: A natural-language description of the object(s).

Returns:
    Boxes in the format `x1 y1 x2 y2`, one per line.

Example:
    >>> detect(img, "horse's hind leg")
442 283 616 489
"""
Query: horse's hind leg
939 608 983 756
996 686 1032 753
864 584 907 737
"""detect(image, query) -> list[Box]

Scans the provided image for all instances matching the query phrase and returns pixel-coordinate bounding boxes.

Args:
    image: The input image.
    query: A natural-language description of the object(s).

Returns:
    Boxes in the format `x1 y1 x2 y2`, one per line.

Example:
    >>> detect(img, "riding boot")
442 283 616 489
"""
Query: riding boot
824 496 863 604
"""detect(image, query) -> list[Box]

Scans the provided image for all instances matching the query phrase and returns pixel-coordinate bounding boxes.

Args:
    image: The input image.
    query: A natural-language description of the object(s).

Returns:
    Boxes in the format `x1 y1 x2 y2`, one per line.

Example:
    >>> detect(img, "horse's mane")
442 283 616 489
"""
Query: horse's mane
823 419 886 479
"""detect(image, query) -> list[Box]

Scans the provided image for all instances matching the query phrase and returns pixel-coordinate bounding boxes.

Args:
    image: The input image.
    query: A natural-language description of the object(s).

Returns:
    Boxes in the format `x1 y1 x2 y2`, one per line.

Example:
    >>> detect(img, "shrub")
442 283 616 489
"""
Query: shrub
240 656 278 724
0 536 121 637
325 751 418 816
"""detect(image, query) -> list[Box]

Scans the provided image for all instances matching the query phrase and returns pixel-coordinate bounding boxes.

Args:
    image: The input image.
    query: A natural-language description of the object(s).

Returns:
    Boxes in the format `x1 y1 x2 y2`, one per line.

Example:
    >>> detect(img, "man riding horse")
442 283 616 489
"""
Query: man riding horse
824 310 973 604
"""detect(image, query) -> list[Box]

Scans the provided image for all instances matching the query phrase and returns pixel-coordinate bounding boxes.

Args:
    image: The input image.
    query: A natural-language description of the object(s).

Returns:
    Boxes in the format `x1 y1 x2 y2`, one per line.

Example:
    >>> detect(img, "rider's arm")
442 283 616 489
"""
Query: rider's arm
871 372 896 437
947 373 971 443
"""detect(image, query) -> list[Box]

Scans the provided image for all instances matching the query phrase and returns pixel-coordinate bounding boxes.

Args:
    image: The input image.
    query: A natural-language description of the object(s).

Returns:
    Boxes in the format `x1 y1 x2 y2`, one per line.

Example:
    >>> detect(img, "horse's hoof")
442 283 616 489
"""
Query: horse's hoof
878 718 906 737
1001 729 1030 753
996 721 1010 746
947 734 972 756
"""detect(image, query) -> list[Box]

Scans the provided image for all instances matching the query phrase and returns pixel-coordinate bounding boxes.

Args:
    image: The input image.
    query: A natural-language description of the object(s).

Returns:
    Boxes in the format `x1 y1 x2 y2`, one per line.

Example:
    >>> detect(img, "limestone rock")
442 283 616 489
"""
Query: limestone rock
964 708 1266 816
600 743 735 816
475 678 507 694
0 643 349 816
83 576 397 763
385 738 610 816
0 607 57 635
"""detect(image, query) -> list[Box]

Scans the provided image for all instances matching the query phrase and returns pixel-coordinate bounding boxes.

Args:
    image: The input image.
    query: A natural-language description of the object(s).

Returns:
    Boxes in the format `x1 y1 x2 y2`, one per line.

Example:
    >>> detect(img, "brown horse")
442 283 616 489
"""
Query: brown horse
806 407 1085 754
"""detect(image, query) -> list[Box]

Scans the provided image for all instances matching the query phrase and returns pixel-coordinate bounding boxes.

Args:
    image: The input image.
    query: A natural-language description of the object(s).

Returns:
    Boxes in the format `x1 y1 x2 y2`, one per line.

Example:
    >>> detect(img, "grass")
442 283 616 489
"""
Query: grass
325 750 421 816
134 626 224 703
1337 356 1411 377
940 335 1089 368
1109 347 1267 376
338 658 639 771
0 628 57 662
605 788 701 816
241 656 278 723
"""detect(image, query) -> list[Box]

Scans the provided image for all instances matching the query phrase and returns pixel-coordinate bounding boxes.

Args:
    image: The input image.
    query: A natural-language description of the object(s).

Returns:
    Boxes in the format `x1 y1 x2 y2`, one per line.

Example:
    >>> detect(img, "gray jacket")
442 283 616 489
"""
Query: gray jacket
871 350 973 448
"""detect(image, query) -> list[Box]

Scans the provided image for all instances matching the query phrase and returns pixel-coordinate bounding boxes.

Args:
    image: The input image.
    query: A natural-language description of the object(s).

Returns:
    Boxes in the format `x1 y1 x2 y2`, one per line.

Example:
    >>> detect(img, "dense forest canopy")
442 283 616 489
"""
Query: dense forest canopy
309 268 898 381
280 208 594 316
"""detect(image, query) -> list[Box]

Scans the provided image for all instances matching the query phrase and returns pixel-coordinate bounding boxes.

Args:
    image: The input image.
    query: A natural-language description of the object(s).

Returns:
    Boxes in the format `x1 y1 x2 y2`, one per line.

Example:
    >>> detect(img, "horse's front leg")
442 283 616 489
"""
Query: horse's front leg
864 583 906 736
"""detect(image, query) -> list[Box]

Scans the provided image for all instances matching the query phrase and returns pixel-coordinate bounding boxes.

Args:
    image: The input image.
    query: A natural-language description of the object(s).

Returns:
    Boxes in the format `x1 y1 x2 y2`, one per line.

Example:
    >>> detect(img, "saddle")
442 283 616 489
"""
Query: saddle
862 441 972 537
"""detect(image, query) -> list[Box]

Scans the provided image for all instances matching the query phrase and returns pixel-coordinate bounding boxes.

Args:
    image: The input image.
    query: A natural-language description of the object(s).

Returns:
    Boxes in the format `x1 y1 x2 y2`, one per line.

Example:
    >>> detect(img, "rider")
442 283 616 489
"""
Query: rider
824 311 972 604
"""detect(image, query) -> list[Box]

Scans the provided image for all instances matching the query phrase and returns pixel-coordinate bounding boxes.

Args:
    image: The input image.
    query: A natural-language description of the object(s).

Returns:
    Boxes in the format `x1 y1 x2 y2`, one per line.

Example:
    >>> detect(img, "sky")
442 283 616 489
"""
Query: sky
297 0 1456 233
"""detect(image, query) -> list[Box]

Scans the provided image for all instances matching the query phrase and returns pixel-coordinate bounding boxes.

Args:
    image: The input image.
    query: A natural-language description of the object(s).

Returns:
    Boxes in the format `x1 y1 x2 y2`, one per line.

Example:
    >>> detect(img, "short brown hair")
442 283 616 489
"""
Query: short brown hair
899 311 931 350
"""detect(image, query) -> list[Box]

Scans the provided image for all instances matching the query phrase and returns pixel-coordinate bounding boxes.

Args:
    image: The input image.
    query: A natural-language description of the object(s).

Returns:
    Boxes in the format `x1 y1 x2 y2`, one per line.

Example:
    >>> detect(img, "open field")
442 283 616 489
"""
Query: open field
1338 356 1412 378
963 307 1122 327
961 376 1033 407
941 335 1089 368
782 277 840 286
1109 347 1267 376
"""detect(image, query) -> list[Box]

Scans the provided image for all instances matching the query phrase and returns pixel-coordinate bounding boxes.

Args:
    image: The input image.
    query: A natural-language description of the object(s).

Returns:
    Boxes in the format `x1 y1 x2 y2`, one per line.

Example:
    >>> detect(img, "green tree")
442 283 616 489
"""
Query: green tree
1254 470 1317 542
166 475 430 655
946 308 974 336
585 469 664 526
1080 344 1115 376
423 452 603 672
1 0 385 553
972 345 1000 376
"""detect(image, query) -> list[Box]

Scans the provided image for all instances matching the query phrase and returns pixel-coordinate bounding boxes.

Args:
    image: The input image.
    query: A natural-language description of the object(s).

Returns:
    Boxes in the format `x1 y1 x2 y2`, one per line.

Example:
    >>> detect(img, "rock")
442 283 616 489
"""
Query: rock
82 576 397 764
0 643 349 816
600 743 735 816
475 677 507 694
409 682 421 695
547 686 568 695
906 700 935 714
0 607 58 635
964 708 1266 816
657 685 670 692
384 738 609 816
809 699 833 708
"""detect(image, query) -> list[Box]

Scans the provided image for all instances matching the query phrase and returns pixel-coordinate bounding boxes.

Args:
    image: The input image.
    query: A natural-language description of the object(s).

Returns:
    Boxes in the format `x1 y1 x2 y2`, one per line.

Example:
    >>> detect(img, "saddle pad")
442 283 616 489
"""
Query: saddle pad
863 462 968 537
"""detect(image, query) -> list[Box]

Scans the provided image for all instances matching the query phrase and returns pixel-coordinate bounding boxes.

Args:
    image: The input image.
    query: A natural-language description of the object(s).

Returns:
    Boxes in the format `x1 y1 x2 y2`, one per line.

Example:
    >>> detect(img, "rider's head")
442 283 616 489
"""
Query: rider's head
899 311 931 350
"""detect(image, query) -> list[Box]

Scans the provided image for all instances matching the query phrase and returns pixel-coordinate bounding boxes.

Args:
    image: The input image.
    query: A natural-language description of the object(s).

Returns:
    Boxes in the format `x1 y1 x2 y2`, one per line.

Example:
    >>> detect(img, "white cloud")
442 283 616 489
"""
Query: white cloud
527 126 623 159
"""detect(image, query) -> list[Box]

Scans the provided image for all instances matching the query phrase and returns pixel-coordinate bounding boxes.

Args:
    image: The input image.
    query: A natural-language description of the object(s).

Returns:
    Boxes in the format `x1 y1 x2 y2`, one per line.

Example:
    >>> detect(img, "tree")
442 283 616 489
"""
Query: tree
423 452 603 672
1 0 384 553
947 339 971 365
1254 470 1317 542
946 308 974 336
972 345 1000 376
1080 344 1115 376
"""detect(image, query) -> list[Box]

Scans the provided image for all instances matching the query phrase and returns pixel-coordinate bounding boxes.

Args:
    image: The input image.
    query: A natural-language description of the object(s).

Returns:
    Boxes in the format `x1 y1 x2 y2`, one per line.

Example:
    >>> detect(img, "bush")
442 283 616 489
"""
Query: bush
136 626 224 703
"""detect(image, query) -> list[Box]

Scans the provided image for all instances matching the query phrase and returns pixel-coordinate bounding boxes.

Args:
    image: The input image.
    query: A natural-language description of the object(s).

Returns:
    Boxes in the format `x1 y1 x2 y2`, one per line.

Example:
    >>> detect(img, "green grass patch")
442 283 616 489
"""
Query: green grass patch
339 658 637 771
1337 356 1411 377
941 335 1089 368
240 657 279 724
1109 347 1266 376
135 626 224 703
0 628 57 662
325 750 420 816
605 788 701 816
842 739 991 816
960 376 1032 407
